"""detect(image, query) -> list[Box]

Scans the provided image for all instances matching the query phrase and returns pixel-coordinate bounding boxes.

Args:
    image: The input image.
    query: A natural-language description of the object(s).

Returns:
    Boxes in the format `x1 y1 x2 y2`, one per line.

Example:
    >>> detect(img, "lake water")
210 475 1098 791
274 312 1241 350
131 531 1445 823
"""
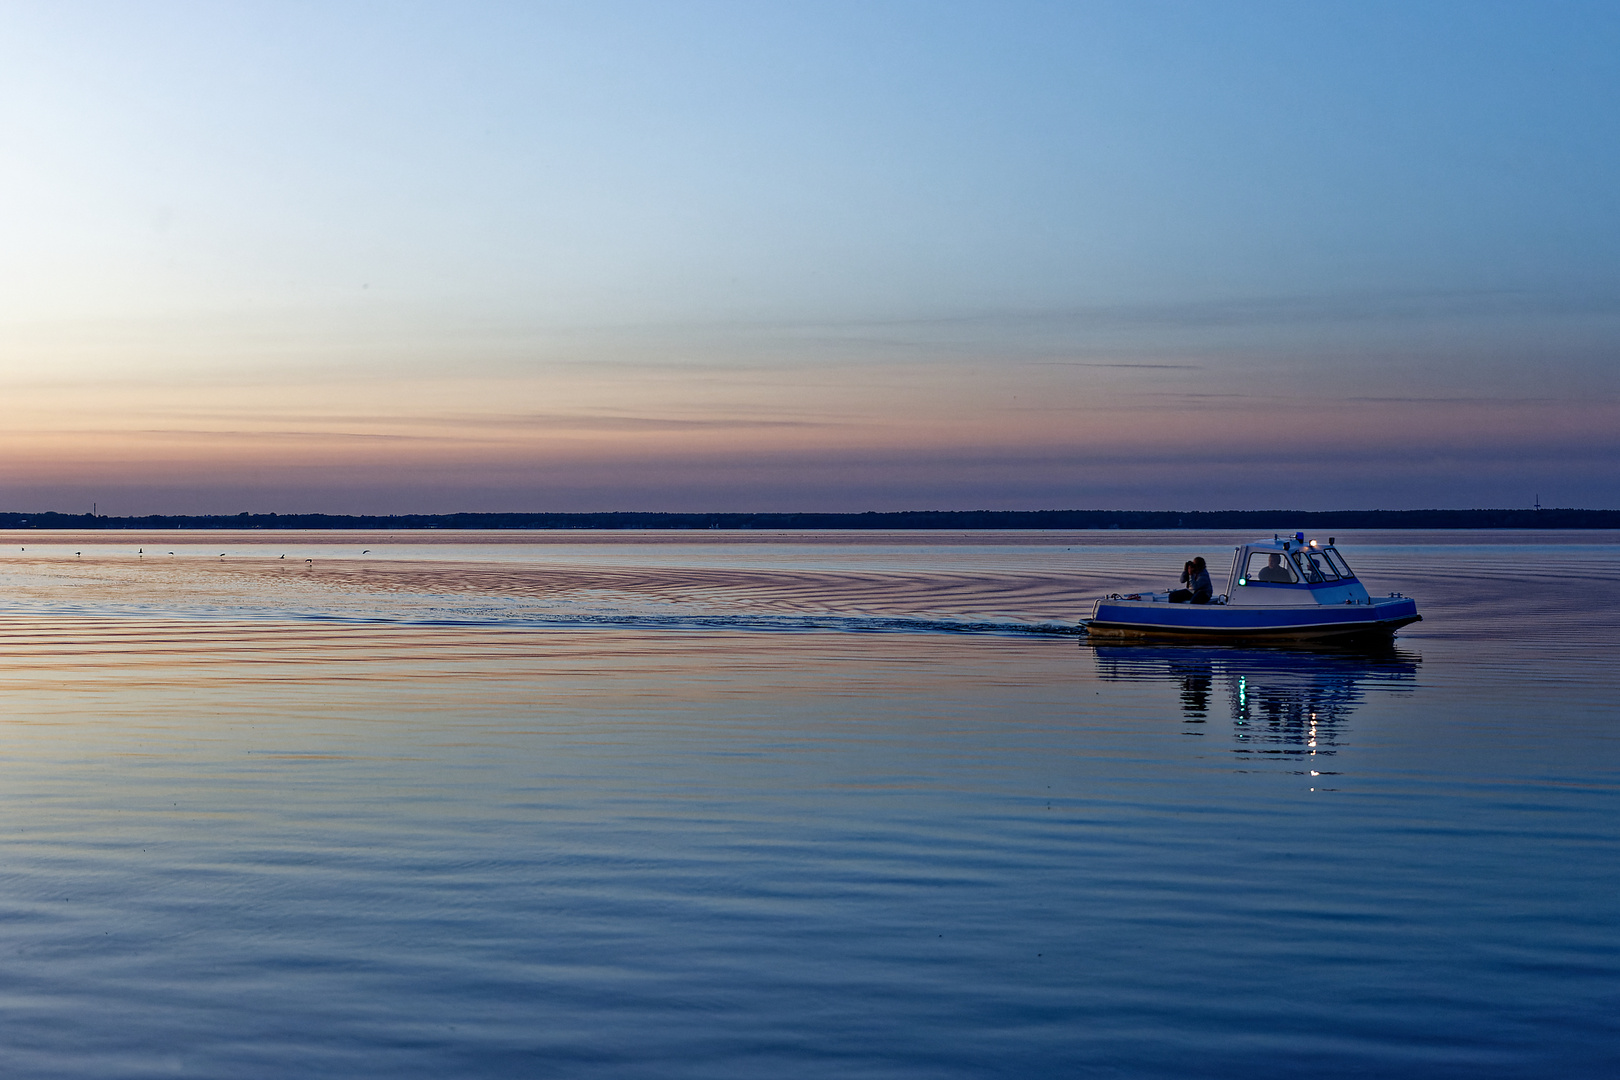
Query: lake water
0 530 1614 1078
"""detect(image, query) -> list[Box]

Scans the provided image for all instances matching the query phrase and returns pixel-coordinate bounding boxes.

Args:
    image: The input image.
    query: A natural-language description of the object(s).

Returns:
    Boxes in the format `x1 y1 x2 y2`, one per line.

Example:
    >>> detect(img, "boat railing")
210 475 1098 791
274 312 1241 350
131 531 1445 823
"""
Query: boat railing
1101 592 1230 605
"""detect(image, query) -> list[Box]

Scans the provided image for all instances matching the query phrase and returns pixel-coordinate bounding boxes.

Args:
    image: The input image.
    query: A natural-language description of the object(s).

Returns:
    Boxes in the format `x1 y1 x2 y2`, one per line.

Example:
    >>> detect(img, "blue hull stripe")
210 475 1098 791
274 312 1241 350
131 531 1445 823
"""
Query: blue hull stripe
1088 598 1418 635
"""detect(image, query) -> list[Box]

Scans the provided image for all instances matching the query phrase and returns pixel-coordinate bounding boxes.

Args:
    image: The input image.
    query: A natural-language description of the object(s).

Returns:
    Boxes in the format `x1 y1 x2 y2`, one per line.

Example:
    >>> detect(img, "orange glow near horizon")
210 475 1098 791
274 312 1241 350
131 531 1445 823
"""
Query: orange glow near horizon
2 339 1615 514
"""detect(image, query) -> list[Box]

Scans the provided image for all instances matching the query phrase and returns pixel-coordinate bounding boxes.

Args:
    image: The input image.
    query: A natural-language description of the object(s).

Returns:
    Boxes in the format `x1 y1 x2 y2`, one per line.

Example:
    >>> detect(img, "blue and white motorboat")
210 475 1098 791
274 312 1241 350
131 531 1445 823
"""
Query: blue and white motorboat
1083 534 1420 642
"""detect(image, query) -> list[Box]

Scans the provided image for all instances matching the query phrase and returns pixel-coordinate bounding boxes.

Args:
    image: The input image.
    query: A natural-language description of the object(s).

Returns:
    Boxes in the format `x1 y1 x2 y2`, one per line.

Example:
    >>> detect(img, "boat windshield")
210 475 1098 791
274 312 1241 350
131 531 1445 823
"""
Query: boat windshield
1323 547 1355 578
1292 549 1340 583
1242 550 1298 584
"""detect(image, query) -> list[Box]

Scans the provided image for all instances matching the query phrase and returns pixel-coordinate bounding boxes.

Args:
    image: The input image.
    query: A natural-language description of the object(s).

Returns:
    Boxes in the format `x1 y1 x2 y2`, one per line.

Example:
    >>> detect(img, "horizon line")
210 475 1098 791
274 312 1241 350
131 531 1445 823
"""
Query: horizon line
0 508 1613 529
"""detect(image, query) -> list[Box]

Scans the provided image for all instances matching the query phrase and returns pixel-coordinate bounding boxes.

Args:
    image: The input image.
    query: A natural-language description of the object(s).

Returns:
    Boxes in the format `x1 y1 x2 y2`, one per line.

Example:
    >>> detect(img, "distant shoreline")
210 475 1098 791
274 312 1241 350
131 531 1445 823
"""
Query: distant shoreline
1 509 1616 530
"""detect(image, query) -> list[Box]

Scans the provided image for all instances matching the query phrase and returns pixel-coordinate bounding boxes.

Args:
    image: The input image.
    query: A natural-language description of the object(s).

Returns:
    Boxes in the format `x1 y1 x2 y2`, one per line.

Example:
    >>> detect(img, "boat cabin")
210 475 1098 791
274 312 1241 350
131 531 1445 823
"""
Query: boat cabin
1225 534 1372 607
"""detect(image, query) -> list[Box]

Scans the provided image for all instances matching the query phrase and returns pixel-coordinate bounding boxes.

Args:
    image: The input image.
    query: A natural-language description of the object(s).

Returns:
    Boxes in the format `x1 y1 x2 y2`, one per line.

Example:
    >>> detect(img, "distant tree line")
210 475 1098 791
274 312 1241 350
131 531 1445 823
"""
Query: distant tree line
0 508 1616 529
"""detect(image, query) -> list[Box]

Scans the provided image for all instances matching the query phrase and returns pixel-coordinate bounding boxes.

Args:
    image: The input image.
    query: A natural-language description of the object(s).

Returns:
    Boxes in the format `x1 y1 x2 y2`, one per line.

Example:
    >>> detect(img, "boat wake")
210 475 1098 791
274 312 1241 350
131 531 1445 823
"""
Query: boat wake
0 598 1083 637
0 554 1094 637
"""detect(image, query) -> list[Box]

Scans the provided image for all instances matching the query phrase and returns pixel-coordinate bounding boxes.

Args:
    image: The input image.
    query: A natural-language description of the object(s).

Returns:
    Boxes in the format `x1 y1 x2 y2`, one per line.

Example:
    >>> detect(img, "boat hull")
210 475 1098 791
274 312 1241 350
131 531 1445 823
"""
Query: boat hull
1085 597 1420 642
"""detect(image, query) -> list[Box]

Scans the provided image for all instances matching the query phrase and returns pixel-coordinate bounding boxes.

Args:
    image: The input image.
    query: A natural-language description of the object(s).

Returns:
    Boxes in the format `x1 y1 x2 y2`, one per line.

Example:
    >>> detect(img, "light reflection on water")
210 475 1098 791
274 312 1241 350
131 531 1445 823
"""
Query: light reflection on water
1092 643 1421 769
0 531 1615 1078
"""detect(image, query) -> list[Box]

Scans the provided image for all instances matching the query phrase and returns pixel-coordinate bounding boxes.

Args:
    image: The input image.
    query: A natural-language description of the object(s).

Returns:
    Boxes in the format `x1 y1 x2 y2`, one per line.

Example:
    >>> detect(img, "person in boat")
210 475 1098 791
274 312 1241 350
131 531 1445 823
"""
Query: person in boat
1166 561 1194 602
1255 553 1293 582
1169 557 1213 604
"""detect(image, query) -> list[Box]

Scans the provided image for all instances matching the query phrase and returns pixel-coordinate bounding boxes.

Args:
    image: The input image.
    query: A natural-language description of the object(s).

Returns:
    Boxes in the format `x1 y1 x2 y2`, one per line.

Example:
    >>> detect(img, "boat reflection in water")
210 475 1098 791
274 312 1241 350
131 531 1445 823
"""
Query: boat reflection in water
1090 642 1421 763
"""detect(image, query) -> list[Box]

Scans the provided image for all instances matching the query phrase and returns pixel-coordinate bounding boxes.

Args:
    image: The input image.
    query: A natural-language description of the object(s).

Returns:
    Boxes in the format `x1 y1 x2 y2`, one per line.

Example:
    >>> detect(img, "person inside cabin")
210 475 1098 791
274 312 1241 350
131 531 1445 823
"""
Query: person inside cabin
1170 557 1213 603
1255 553 1293 582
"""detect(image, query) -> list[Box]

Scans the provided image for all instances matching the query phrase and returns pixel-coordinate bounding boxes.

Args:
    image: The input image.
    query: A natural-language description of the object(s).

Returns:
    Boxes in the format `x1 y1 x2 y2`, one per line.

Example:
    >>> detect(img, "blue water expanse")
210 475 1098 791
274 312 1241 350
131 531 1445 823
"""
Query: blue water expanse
0 531 1614 1078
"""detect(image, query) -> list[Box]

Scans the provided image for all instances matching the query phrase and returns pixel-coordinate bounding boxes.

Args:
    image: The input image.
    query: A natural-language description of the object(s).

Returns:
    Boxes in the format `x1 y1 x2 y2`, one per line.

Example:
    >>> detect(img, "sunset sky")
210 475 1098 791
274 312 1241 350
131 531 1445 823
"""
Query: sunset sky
3 1 1618 514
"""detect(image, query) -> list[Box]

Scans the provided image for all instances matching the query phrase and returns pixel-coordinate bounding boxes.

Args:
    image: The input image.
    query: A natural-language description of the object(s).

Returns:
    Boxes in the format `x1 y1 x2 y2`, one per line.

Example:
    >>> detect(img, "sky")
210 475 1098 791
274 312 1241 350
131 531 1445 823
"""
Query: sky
2 0 1618 515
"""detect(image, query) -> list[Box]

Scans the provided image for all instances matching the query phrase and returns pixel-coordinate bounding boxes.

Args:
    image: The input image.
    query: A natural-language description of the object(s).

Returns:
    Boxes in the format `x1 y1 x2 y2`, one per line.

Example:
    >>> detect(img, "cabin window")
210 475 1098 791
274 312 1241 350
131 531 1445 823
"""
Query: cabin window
1242 551 1298 584
1292 549 1340 583
1323 548 1355 577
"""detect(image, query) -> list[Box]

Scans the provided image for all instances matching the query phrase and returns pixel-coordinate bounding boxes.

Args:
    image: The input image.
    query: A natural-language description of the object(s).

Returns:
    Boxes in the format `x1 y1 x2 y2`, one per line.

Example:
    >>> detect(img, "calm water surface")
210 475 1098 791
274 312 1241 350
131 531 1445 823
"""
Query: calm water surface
0 530 1615 1078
